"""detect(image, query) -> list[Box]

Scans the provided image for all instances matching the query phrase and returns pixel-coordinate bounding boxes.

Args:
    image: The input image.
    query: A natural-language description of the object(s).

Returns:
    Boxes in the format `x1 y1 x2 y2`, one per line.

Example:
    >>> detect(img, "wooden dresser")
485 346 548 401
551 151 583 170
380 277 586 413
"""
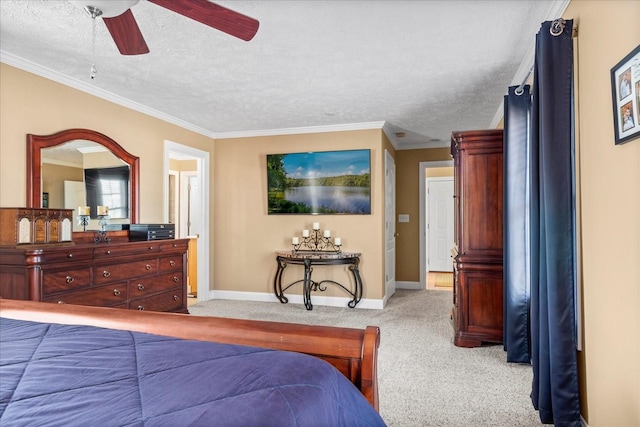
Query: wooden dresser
0 239 189 313
450 129 503 347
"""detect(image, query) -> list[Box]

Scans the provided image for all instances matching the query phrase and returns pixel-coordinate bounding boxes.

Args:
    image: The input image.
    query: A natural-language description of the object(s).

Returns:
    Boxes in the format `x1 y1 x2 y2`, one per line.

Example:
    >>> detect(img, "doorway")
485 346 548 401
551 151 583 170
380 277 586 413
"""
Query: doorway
419 160 454 290
427 177 454 272
164 141 210 303
384 150 396 302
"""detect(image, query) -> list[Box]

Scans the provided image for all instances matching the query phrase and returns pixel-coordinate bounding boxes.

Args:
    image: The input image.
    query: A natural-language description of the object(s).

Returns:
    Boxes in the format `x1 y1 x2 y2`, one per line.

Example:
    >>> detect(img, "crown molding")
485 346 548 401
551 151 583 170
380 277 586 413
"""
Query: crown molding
214 121 386 140
381 122 400 150
1 51 215 138
2 51 391 142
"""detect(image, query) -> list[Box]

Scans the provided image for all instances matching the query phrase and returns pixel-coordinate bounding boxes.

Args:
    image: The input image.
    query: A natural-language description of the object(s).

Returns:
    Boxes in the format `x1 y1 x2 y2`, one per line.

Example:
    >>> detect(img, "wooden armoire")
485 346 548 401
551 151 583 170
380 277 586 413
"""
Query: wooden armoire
450 129 503 347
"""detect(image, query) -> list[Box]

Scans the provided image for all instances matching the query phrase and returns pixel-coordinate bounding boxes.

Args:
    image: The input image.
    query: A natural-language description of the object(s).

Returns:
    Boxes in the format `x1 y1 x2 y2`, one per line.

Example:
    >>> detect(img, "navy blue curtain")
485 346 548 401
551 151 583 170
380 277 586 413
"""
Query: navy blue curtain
529 19 581 426
503 18 581 425
503 84 532 364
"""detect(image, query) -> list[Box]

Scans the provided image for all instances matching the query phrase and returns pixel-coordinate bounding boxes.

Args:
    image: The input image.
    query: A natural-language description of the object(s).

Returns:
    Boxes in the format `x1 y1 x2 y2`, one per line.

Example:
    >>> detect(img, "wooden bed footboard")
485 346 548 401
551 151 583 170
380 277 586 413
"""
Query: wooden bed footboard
0 299 380 410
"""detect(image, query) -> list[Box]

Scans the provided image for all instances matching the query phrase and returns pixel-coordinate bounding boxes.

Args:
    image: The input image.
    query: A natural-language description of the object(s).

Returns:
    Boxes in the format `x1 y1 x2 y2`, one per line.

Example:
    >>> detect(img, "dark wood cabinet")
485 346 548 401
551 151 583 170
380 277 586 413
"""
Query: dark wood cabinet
451 129 503 347
0 239 189 313
0 208 73 245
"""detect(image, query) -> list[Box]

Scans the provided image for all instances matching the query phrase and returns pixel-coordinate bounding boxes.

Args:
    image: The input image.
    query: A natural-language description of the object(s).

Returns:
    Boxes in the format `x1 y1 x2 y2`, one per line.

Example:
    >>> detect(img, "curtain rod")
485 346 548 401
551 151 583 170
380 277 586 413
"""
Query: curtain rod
515 19 578 95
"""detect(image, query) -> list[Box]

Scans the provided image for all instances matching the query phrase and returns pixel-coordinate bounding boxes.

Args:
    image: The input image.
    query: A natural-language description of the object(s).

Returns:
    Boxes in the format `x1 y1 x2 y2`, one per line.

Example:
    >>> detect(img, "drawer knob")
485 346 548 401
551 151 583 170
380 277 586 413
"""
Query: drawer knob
57 300 65 304
106 250 111 255
113 289 121 296
65 275 74 283
137 283 145 290
145 264 151 270
148 246 154 250
169 260 176 266
67 253 73 258
173 276 179 282
173 295 179 301
137 305 144 311
103 270 111 278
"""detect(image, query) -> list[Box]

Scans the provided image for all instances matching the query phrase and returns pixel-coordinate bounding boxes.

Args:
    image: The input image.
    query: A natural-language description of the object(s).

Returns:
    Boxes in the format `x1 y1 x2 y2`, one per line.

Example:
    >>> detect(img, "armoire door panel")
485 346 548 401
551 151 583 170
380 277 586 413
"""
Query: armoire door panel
451 129 504 348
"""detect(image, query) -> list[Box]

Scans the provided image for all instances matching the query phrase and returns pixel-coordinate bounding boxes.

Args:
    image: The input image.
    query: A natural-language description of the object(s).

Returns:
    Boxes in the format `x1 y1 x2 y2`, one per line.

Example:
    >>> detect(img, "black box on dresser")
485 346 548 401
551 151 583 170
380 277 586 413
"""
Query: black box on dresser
129 224 175 241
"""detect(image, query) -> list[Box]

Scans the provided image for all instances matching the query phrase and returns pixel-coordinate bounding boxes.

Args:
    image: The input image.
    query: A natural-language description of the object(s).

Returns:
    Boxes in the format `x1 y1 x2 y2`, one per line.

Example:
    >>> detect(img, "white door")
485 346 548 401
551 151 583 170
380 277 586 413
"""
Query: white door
180 171 200 237
427 178 454 272
385 150 396 298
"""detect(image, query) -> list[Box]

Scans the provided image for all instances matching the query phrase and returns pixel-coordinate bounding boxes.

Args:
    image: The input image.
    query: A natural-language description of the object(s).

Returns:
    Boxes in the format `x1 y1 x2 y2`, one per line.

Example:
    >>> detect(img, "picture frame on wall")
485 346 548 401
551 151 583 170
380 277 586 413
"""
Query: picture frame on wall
610 44 640 145
266 149 371 215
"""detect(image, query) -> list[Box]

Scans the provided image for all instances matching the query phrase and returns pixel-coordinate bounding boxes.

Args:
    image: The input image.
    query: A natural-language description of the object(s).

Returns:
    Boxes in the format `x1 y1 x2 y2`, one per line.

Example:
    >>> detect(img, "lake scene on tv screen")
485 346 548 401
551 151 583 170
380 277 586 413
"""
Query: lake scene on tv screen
267 149 371 214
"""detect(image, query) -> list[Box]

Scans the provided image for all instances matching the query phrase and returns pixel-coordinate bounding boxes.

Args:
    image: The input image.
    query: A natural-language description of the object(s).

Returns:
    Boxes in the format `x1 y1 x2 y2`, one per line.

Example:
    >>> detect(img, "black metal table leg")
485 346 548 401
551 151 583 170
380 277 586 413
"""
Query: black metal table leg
274 257 288 303
348 260 363 308
303 258 313 310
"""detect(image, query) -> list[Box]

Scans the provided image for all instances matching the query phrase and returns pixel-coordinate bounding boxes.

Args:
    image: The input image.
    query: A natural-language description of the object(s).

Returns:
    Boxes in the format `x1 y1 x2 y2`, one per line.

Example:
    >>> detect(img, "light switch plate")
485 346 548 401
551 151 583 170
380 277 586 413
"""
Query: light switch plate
398 214 410 223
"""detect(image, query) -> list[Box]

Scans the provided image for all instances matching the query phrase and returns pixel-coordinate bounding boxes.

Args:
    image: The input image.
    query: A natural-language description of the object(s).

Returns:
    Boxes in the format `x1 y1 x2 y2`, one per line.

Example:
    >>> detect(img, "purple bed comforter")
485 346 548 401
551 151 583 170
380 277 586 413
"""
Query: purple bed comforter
0 318 386 427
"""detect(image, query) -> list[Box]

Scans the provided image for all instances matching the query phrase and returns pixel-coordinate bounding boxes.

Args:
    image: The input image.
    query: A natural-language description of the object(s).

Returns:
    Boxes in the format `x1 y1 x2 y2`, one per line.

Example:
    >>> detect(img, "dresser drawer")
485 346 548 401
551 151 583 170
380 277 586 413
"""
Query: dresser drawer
130 289 183 312
42 268 92 294
39 249 92 264
157 240 189 252
158 256 183 273
94 259 158 284
129 272 182 297
43 282 128 306
93 243 160 259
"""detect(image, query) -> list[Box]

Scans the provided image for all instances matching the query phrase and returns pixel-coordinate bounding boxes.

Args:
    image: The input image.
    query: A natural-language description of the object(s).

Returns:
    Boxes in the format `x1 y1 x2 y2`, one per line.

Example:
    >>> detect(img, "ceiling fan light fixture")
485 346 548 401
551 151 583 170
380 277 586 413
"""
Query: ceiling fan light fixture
84 5 102 19
71 0 140 18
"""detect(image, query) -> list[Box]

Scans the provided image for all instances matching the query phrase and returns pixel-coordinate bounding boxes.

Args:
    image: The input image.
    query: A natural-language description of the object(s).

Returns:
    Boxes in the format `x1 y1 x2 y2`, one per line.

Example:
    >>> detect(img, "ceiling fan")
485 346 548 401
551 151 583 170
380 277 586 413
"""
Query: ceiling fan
72 0 260 55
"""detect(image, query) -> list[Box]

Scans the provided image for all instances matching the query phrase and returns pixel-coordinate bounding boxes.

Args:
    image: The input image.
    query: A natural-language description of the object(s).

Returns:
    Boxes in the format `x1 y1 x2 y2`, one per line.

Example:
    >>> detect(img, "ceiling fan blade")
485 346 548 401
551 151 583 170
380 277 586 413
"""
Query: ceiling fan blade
103 9 150 55
148 0 259 41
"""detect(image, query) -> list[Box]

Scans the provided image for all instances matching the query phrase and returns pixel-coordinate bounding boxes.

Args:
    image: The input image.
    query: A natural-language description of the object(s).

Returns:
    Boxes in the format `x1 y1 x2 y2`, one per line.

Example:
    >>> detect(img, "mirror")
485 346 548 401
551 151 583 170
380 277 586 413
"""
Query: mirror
27 129 139 225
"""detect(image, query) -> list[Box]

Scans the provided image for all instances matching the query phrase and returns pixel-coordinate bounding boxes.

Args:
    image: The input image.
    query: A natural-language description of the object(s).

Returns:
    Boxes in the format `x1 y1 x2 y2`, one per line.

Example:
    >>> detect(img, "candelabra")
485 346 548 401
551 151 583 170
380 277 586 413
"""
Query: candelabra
94 215 111 244
291 224 342 254
78 215 90 232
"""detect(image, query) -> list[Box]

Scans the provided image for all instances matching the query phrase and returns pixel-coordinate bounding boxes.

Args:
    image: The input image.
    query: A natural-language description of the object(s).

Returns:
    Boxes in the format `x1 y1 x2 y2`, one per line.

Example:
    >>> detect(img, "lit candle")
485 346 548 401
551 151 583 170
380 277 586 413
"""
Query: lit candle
302 229 310 237
312 222 320 230
292 237 299 245
323 229 331 238
78 206 90 216
334 237 341 246
97 205 109 216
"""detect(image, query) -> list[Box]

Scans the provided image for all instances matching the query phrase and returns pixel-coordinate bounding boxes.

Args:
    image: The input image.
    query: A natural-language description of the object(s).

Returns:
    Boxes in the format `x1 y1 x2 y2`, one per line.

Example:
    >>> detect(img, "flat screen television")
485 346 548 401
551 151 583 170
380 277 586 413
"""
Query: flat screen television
267 149 371 215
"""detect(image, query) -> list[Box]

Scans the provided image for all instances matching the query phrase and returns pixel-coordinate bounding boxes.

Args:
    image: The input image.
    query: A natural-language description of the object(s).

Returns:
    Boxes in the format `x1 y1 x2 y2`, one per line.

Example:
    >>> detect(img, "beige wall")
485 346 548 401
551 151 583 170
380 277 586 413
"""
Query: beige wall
395 147 451 282
40 163 83 209
426 166 453 178
213 130 387 300
563 1 640 425
0 62 215 265
169 158 198 171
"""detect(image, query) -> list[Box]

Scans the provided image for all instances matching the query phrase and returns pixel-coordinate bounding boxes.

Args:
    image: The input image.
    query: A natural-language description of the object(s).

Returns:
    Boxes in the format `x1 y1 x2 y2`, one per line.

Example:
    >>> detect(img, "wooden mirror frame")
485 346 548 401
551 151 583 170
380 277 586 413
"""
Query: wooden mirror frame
27 128 139 223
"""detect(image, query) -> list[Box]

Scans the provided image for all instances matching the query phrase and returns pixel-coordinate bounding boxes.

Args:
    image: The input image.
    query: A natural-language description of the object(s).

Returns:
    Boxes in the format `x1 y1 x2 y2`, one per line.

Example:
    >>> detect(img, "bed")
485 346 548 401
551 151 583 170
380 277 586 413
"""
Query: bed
0 299 384 426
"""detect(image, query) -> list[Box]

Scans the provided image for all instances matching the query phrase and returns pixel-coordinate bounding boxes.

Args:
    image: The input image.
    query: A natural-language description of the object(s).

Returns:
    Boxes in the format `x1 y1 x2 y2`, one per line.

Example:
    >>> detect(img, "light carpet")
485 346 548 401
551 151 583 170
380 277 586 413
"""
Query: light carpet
189 289 541 427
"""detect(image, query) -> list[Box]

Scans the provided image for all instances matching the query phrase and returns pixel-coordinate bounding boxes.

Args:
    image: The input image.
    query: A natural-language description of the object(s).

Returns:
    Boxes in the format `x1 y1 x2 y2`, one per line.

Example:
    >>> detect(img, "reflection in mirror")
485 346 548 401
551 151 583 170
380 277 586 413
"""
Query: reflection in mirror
27 129 139 231
41 141 130 230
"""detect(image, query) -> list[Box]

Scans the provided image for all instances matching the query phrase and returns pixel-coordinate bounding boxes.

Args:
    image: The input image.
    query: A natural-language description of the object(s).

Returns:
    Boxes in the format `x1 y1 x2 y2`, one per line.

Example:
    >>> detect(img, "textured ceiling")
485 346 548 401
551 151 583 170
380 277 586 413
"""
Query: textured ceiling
0 0 567 149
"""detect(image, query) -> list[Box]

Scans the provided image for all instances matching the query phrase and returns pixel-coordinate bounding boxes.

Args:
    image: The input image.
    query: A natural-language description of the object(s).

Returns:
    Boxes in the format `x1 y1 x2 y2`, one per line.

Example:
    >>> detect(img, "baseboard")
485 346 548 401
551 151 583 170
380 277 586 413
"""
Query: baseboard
207 290 384 310
581 414 588 427
396 281 422 290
